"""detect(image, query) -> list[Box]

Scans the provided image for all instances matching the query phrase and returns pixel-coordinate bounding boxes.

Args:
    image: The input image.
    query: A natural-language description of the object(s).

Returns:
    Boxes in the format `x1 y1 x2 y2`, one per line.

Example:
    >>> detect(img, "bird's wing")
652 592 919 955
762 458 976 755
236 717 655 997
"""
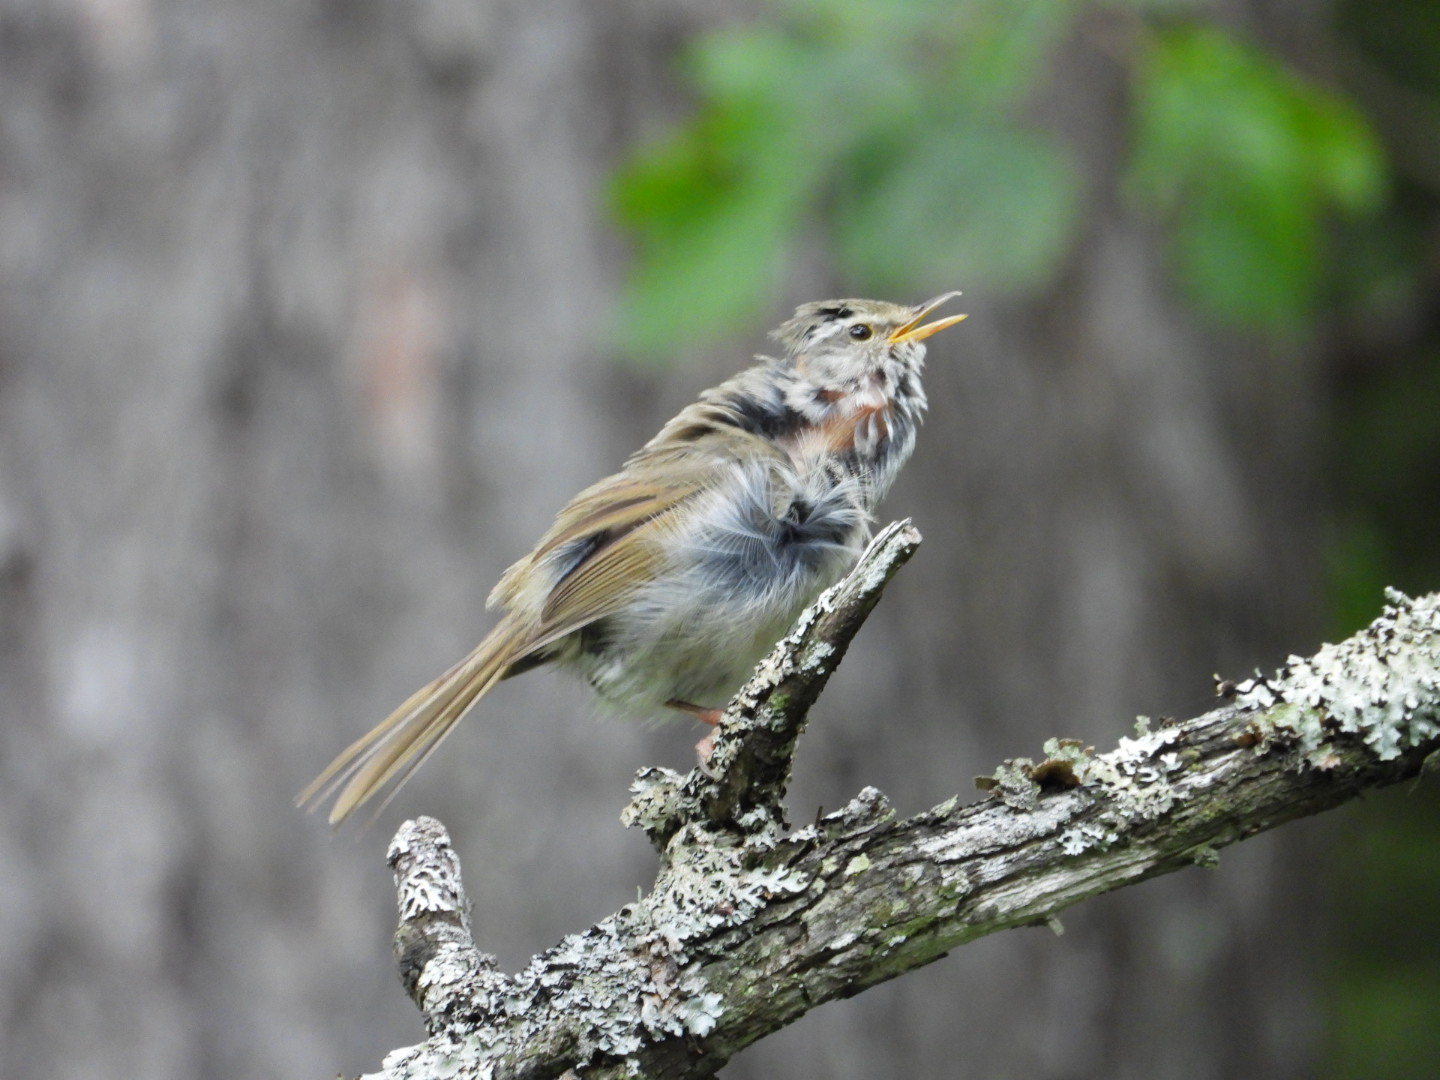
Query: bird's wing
489 420 778 631
301 421 777 825
298 476 694 825
521 463 719 644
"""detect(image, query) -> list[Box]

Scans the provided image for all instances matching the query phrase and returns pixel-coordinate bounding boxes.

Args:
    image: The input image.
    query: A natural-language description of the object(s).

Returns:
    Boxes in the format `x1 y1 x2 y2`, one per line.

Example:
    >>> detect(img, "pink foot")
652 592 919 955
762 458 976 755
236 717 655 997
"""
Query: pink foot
694 731 718 776
667 699 723 777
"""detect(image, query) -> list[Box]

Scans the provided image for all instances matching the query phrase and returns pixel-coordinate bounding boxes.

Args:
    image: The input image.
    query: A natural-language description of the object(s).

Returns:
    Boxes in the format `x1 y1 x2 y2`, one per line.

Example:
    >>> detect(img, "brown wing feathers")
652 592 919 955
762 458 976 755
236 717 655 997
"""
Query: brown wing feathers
299 463 713 825
301 393 781 825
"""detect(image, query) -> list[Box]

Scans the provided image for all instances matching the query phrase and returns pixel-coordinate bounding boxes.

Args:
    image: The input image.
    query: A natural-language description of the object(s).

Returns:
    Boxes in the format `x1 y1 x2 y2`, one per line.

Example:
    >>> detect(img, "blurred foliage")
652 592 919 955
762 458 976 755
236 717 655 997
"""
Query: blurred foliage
609 0 1440 1074
1325 339 1440 1080
611 0 1387 354
1325 780 1440 1080
1326 0 1440 1071
1128 25 1385 329
1330 344 1440 633
1336 0 1440 98
612 0 1080 355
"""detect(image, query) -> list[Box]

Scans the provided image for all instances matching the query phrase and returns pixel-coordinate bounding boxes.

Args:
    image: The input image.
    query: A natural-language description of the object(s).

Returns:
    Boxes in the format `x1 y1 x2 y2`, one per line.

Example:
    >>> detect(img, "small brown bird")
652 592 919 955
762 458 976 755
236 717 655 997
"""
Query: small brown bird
301 294 966 824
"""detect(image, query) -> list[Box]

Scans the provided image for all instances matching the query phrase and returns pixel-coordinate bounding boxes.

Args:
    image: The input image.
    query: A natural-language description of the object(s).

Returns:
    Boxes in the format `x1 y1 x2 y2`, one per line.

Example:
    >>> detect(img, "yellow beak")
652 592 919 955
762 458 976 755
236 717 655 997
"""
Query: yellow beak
889 291 967 344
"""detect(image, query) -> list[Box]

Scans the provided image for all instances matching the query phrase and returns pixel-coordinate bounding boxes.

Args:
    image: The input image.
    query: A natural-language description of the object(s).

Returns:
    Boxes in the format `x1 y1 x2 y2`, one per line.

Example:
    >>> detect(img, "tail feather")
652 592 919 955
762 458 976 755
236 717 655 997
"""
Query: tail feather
298 619 530 825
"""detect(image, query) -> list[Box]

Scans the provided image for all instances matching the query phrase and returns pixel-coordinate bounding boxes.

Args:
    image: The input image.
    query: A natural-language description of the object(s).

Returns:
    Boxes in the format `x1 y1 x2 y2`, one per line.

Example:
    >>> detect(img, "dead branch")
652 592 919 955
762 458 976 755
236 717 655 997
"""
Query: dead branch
361 525 1440 1080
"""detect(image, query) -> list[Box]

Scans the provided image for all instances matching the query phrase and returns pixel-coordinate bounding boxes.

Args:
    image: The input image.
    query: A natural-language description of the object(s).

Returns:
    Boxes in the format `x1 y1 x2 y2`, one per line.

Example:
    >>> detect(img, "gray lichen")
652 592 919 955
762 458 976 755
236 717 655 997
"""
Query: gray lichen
1049 725 1189 856
374 809 828 1078
1046 591 1440 859
366 569 1440 1080
1233 589 1440 765
619 767 686 838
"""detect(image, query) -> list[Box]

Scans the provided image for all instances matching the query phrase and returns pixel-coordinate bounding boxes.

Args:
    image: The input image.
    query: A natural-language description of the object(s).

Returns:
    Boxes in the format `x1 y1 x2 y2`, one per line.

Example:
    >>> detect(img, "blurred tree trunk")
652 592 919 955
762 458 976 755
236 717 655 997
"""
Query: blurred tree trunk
0 2 1325 1079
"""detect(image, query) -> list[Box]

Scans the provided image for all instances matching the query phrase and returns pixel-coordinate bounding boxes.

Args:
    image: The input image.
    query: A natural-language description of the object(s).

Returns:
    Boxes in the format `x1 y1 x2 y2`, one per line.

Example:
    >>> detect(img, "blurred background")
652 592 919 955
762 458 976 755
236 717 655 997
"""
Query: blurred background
1 0 1437 1076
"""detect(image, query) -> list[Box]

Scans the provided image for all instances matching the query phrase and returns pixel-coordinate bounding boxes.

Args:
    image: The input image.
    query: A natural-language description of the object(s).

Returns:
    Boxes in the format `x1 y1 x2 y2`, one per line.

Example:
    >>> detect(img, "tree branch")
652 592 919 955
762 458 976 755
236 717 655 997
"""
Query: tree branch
360 527 1440 1080
622 518 923 848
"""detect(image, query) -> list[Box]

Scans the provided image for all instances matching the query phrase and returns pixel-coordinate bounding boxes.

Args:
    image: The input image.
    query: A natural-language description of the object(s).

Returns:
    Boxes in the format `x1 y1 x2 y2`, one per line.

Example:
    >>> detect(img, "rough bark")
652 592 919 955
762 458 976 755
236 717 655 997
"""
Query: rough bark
364 541 1440 1080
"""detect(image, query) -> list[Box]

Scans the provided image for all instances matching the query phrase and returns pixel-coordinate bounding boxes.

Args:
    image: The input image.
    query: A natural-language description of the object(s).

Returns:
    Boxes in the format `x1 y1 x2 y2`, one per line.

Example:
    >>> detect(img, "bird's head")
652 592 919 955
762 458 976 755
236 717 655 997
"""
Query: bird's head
768 292 967 426
772 293 966 387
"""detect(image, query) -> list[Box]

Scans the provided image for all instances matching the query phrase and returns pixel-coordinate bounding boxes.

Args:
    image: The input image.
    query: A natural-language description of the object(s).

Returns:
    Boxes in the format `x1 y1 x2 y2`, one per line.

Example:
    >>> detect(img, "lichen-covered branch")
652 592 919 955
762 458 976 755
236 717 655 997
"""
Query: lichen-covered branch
622 518 923 849
386 817 495 1021
366 553 1440 1080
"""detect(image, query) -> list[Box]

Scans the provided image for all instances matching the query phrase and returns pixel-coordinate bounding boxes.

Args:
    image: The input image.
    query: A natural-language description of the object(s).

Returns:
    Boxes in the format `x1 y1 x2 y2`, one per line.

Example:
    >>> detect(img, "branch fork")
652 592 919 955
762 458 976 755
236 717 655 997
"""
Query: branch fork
621 518 923 850
368 537 1440 1080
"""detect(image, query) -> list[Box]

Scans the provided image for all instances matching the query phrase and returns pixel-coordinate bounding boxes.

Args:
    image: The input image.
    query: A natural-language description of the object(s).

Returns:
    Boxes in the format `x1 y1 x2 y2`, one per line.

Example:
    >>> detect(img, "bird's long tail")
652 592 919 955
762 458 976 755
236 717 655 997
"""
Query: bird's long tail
298 619 530 825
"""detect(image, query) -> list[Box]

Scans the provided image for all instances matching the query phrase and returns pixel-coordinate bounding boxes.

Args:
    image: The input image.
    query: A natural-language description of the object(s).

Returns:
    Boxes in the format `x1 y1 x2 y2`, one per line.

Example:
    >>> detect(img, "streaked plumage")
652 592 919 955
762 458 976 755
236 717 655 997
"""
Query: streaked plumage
301 294 965 824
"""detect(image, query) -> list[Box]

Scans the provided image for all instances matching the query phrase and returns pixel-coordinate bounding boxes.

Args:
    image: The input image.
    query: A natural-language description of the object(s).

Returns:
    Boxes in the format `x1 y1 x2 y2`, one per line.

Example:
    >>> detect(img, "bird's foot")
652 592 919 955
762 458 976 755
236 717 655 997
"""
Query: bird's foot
667 699 723 778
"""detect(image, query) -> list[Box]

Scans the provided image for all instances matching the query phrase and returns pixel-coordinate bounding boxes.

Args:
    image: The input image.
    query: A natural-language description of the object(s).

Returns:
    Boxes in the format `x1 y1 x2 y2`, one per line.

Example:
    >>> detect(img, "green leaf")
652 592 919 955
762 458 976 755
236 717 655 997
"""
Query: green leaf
1294 91 1387 213
611 4 1388 353
609 2 1090 354
1171 180 1317 325
1127 24 1387 328
614 173 808 357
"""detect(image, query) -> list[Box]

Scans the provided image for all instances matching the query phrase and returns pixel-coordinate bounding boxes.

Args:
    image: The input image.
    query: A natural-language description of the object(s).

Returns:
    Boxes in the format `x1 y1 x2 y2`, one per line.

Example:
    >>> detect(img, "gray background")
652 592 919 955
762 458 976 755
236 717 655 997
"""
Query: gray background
0 1 1332 1077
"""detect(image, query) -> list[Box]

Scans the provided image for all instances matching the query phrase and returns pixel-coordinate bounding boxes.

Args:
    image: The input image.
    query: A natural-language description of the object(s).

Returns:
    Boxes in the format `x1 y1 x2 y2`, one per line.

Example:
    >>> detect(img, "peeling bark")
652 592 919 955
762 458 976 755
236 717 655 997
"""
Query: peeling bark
365 533 1440 1080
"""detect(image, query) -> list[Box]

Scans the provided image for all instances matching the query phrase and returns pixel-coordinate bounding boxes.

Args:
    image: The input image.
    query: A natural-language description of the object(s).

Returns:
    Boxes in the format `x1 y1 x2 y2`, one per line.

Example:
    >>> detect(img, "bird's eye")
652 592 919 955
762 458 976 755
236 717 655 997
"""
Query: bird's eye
848 323 873 341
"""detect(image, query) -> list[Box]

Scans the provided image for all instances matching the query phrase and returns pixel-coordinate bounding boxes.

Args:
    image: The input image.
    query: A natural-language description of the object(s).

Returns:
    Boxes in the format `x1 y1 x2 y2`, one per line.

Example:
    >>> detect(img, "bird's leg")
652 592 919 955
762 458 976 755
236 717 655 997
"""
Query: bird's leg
666 699 724 774
666 699 724 727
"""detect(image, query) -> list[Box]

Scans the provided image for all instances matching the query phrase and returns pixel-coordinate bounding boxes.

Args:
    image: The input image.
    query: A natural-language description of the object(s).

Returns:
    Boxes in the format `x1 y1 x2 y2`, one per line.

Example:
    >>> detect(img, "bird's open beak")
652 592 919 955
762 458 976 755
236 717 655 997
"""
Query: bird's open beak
889 291 967 344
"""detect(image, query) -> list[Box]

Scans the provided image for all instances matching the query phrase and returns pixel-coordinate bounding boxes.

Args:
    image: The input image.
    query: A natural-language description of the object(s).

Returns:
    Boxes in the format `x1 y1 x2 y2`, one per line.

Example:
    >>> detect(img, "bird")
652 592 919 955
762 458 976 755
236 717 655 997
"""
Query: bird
300 293 966 824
